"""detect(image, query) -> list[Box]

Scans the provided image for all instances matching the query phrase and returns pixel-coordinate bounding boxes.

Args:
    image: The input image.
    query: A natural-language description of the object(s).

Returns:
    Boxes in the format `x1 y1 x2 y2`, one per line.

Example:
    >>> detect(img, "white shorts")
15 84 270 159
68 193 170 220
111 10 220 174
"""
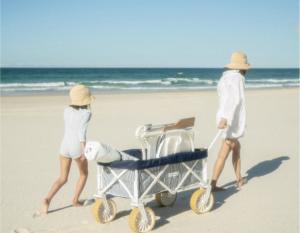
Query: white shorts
59 140 81 159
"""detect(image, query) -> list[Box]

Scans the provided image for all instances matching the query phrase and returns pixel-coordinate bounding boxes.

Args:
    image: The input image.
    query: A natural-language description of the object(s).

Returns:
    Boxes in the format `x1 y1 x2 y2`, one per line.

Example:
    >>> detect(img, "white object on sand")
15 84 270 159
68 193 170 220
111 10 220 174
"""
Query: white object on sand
13 228 32 233
84 141 121 163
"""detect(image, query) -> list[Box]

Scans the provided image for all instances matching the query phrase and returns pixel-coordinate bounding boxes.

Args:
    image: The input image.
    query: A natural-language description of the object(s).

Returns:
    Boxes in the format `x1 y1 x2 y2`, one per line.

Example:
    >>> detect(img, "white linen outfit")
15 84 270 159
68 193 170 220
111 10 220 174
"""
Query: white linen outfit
60 107 91 158
216 70 246 139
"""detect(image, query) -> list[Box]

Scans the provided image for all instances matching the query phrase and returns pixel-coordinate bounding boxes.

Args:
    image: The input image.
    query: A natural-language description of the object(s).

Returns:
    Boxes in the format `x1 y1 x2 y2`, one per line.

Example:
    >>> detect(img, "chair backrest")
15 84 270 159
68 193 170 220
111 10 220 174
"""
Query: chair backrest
136 118 195 160
163 117 195 131
155 129 194 157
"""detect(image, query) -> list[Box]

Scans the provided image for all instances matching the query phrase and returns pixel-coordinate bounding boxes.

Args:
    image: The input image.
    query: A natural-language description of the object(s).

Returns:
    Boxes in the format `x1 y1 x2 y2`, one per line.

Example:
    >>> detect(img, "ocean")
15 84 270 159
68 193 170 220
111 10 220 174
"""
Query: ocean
0 68 299 95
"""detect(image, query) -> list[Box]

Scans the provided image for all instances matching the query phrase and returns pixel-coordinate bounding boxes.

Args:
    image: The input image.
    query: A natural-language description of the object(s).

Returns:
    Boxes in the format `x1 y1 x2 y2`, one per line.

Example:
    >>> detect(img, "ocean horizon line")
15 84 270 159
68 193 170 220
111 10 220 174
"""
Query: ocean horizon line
1 66 299 69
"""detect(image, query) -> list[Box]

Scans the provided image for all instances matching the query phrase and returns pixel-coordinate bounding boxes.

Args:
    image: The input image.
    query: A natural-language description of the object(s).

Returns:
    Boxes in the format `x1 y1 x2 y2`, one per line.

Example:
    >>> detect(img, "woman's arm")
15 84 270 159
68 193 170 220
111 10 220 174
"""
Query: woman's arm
78 112 91 142
78 112 92 160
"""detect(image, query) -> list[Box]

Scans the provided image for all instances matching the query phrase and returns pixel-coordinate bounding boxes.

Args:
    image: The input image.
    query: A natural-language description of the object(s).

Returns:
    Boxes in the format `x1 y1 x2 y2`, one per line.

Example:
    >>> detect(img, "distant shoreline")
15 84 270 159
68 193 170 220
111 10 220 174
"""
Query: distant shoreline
1 67 299 69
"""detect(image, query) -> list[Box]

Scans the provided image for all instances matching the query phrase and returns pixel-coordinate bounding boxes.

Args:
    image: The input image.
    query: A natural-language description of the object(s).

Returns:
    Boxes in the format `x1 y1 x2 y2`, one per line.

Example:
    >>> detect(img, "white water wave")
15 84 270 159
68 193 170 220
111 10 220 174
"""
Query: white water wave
247 78 299 83
1 78 299 93
0 82 67 88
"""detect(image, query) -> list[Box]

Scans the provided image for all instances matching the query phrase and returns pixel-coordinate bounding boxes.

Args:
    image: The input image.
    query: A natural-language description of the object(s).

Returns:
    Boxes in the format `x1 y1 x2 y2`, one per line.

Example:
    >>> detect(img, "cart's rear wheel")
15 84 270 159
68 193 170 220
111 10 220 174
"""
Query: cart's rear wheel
155 191 177 207
92 199 117 223
128 207 156 233
190 188 214 214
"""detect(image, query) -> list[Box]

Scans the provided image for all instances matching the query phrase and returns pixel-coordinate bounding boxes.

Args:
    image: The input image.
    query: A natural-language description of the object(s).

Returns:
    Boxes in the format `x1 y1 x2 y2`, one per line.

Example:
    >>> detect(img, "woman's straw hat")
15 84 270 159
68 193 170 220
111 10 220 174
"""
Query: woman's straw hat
69 85 94 106
225 52 251 70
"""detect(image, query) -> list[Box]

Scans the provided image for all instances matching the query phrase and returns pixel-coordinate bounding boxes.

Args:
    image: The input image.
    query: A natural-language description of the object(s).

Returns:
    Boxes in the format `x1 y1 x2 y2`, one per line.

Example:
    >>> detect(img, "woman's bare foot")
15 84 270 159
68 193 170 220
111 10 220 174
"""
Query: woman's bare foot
211 180 226 192
236 177 247 190
72 200 83 207
211 185 226 192
42 198 50 214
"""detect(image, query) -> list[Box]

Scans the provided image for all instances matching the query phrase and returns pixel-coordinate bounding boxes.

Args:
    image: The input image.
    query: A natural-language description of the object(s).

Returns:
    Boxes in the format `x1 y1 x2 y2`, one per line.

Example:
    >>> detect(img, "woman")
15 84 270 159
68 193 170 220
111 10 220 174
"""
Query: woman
211 52 250 192
42 85 93 213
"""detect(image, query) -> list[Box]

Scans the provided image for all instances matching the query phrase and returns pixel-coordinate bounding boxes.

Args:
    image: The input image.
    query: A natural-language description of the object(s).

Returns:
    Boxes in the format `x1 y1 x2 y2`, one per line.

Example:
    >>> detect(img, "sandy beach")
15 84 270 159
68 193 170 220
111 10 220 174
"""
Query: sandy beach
0 88 299 233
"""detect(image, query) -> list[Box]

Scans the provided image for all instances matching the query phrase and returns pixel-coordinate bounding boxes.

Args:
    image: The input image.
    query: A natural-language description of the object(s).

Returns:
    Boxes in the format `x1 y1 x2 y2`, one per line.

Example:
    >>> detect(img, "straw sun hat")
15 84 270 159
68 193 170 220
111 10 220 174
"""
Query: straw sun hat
225 52 251 70
69 84 94 106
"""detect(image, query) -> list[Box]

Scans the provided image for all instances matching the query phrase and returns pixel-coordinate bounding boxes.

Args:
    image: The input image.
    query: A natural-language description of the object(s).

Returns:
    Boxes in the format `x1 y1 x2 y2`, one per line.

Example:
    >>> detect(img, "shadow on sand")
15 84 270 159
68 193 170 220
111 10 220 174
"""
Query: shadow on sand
47 198 95 214
214 155 290 210
47 204 73 214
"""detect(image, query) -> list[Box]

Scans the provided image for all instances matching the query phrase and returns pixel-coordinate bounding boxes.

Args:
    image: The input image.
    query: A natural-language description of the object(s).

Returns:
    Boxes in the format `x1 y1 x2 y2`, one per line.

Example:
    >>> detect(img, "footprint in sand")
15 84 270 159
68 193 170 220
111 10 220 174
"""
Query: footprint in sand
32 210 44 218
13 228 32 233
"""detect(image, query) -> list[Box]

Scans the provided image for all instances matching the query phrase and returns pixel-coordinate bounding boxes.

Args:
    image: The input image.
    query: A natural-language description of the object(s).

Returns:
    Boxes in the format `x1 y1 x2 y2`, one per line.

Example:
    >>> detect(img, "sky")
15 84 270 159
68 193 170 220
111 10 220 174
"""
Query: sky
1 0 299 68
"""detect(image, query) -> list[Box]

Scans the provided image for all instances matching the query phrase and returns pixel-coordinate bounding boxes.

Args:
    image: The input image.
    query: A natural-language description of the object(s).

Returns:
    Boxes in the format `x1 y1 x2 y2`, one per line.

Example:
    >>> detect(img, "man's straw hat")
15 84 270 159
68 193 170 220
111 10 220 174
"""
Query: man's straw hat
69 85 94 106
225 52 251 70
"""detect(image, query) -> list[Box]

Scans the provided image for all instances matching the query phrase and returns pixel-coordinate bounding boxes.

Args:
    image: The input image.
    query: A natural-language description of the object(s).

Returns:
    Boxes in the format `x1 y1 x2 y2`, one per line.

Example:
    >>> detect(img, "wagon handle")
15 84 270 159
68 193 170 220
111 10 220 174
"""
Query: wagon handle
207 130 223 152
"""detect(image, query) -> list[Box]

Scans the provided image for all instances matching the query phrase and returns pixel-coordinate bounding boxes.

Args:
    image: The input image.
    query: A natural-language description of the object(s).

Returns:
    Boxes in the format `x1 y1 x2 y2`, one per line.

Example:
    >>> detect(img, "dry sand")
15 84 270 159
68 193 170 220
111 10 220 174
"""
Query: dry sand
1 88 299 233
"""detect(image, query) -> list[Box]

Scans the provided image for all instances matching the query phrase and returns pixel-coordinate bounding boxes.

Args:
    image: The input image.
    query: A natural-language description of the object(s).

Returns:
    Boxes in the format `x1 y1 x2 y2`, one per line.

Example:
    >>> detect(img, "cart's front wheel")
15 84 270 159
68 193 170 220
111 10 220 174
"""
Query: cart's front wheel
92 199 117 223
190 188 214 214
155 191 177 207
128 207 156 233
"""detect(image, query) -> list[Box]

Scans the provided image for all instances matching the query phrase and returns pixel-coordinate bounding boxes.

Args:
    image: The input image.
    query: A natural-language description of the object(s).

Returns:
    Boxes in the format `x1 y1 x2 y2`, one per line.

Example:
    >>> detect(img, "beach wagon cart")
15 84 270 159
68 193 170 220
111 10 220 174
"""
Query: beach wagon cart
91 118 215 232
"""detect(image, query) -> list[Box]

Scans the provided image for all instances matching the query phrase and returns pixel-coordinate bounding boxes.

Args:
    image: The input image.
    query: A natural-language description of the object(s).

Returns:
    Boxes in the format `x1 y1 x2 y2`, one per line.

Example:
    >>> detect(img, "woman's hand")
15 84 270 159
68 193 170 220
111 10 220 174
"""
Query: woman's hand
218 118 228 129
79 154 86 161
80 142 86 161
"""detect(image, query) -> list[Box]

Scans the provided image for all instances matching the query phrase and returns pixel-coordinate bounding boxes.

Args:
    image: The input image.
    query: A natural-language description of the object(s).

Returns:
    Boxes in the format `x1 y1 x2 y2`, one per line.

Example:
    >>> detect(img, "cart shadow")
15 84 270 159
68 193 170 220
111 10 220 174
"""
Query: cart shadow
211 186 238 211
152 188 237 228
115 209 131 220
150 190 195 229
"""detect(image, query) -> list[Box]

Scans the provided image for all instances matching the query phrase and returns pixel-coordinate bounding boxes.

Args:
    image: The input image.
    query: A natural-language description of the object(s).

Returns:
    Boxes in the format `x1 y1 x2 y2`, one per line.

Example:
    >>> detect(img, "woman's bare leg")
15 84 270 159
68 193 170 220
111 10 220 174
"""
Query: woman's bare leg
211 139 233 191
232 140 242 181
72 157 88 206
42 156 72 213
231 140 245 188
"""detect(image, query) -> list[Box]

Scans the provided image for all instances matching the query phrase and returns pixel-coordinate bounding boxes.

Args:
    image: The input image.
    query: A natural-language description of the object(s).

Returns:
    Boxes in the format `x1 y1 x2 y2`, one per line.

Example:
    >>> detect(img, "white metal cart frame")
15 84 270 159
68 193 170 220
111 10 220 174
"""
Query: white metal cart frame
91 118 219 233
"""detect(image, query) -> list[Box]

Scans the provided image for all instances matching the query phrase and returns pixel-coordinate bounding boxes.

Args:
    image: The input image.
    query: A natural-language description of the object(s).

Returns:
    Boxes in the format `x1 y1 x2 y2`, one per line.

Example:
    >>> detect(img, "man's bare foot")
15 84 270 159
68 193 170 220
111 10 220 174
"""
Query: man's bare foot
42 198 50 214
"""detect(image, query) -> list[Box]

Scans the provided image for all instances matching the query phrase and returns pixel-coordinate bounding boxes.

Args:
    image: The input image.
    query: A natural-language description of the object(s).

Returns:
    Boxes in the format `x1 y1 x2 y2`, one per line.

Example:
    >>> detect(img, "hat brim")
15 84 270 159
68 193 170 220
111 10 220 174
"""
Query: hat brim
225 63 251 70
70 96 94 106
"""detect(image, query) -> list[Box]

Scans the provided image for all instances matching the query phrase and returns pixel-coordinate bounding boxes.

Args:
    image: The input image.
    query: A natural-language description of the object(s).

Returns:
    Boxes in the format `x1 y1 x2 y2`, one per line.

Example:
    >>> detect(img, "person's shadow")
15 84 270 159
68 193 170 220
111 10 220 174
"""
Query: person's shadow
213 156 290 210
47 198 95 214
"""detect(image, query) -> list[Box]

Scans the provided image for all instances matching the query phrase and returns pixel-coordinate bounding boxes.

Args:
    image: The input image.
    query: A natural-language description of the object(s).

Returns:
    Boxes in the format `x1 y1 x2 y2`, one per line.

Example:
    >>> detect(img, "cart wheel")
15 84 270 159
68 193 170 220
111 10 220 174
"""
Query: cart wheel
92 199 117 223
190 188 214 214
155 191 177 207
128 207 156 233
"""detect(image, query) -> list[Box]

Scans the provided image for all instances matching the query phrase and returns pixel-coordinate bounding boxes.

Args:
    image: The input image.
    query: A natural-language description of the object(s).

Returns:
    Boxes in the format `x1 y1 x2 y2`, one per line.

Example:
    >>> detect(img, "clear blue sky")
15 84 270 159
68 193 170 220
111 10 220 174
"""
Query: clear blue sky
1 0 299 67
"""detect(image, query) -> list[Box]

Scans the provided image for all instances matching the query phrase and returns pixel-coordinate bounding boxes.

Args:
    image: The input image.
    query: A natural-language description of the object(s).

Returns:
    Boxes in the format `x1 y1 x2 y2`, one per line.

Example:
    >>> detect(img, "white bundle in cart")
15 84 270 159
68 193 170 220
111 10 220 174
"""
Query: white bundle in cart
84 141 137 163
84 141 120 163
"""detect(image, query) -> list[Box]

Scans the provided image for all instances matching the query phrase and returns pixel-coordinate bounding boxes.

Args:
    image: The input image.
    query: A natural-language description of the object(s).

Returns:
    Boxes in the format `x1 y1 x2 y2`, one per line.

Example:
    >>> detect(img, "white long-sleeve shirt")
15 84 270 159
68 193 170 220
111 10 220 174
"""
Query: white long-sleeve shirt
60 107 91 158
216 70 246 139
